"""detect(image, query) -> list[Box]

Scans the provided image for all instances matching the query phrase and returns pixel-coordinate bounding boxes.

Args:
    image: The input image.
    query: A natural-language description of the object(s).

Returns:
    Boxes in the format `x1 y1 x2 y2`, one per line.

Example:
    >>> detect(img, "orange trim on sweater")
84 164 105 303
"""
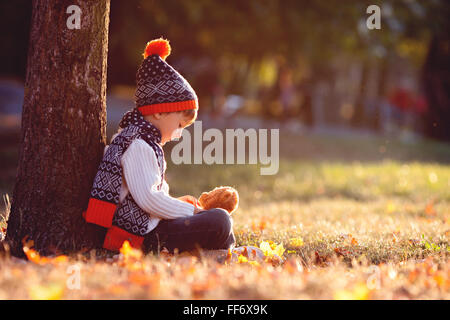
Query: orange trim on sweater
103 226 144 251
138 99 198 115
84 198 116 228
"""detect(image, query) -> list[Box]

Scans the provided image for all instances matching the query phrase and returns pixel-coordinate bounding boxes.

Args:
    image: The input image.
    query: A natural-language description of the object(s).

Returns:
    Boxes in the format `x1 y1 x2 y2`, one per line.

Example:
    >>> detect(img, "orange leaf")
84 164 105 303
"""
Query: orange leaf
425 202 436 216
340 234 358 246
120 240 143 261
251 219 267 232
226 248 233 263
22 240 68 265
129 272 160 288
408 269 419 283
433 272 446 289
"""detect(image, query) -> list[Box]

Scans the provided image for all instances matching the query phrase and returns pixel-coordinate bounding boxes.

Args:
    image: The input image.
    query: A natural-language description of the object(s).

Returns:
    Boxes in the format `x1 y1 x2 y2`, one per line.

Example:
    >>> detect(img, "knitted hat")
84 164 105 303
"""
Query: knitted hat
134 38 199 116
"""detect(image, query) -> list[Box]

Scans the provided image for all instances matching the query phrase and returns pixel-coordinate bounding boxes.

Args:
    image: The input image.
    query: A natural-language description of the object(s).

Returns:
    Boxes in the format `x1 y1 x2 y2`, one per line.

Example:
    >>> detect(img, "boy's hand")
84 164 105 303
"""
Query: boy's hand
178 195 198 206
178 195 204 214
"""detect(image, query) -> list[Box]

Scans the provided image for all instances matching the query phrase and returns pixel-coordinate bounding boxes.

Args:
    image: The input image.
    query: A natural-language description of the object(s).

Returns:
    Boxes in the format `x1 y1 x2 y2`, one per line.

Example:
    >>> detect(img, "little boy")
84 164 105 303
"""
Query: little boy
83 39 235 254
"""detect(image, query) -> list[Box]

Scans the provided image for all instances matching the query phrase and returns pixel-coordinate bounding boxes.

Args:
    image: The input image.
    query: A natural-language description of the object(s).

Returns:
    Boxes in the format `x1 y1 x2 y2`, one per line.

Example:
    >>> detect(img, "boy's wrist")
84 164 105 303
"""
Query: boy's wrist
193 206 204 214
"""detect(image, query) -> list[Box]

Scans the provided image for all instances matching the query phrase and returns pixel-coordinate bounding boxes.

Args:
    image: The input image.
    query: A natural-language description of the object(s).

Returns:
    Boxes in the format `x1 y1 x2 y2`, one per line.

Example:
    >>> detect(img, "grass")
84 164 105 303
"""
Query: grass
0 128 449 299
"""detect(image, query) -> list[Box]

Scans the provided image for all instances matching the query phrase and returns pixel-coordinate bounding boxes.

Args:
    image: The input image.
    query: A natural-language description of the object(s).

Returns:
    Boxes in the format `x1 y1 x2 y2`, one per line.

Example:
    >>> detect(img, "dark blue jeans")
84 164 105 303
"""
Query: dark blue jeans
143 208 236 254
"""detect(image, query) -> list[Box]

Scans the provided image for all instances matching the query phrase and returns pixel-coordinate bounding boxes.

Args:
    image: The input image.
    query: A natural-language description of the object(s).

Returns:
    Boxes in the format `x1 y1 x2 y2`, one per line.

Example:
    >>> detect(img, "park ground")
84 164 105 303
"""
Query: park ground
0 126 449 299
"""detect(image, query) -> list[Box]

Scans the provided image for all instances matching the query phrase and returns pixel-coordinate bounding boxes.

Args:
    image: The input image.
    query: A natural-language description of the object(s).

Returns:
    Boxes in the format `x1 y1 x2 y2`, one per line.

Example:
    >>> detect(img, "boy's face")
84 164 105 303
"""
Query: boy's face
145 112 191 145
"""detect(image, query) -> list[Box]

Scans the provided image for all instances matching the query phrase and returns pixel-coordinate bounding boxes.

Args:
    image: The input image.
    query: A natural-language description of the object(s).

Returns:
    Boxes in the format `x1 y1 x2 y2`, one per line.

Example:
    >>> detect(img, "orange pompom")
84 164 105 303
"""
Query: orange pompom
143 38 171 60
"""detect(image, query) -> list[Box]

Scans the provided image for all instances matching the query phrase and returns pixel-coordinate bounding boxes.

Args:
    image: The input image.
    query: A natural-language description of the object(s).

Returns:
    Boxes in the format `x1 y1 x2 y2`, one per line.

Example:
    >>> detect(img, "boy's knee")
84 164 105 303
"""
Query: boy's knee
207 208 233 236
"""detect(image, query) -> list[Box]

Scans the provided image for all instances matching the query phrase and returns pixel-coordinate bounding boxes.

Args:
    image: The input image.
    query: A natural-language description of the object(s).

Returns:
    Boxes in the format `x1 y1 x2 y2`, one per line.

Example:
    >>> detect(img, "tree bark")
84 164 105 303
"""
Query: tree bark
5 0 111 257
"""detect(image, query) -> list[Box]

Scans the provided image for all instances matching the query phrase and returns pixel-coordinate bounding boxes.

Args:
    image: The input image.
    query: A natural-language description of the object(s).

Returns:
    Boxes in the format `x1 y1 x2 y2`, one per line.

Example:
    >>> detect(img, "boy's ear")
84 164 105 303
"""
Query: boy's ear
152 112 163 120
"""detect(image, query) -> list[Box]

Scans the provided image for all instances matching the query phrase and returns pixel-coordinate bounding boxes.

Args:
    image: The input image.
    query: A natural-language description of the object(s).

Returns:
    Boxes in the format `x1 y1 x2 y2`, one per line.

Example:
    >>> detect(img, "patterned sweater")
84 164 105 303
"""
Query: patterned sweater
104 133 194 233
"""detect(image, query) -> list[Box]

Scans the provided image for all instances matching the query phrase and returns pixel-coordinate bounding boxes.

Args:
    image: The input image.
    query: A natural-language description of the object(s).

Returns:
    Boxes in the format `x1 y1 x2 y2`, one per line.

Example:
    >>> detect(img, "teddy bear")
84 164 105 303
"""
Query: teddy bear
197 186 239 214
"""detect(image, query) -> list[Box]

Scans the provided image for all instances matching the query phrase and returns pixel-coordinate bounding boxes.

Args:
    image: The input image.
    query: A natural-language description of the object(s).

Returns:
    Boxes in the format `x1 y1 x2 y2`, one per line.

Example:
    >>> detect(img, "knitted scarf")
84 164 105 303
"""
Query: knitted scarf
83 107 165 244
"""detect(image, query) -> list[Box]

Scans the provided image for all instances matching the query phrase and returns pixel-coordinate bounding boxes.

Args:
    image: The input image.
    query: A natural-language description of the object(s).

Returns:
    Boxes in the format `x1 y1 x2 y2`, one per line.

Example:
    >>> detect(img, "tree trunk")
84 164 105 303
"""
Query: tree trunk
422 34 450 142
351 61 369 128
5 0 111 257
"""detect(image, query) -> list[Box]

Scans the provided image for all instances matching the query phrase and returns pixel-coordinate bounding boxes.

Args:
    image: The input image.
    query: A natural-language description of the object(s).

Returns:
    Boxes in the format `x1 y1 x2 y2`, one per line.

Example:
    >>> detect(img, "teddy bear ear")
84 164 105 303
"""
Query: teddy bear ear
198 192 209 207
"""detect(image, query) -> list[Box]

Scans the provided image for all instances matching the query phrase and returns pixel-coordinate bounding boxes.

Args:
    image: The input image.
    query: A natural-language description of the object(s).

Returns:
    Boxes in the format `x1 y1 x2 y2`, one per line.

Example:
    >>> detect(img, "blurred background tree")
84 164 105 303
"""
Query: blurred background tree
1 0 449 140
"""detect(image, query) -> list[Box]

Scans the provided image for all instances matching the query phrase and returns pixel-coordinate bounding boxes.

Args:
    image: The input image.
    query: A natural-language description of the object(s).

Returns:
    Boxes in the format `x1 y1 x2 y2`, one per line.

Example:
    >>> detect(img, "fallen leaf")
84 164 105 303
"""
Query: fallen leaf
425 202 436 216
22 240 68 265
289 237 304 247
120 240 143 261
386 202 396 214
260 241 285 259
339 234 358 246
28 283 64 300
128 272 161 295
107 284 128 296
237 254 248 263
333 283 370 300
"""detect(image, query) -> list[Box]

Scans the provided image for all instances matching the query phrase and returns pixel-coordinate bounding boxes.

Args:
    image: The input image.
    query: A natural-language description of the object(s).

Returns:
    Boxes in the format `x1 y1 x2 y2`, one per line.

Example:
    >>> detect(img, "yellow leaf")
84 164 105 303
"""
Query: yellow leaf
28 283 64 300
274 243 285 257
259 241 285 259
248 260 261 267
238 254 248 263
352 283 370 300
333 289 354 300
334 283 370 300
289 237 304 247
386 202 396 214
120 240 143 261
259 241 272 257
